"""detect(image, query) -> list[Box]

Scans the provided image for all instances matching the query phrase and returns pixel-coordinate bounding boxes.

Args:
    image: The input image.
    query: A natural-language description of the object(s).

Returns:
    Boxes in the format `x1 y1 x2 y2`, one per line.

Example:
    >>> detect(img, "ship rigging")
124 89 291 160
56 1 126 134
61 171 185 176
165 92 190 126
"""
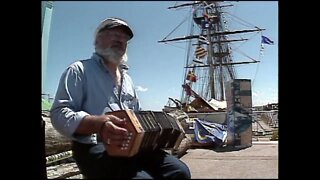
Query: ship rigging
159 1 265 112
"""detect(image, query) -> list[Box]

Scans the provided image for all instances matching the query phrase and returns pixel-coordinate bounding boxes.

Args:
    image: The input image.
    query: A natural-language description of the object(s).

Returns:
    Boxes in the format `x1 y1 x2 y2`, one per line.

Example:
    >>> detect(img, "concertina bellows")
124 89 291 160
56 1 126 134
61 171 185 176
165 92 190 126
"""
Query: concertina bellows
102 110 184 157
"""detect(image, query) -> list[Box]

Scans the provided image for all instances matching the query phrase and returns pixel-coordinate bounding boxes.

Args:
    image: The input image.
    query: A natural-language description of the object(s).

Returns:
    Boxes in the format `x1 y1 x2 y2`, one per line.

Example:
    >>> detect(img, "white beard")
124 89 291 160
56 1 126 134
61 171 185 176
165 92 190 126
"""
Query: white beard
95 47 127 64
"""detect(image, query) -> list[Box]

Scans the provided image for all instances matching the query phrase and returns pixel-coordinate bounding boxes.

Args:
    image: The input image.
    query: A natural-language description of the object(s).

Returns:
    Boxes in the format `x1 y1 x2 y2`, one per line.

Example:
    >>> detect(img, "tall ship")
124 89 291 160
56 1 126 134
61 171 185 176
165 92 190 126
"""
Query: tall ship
159 1 268 125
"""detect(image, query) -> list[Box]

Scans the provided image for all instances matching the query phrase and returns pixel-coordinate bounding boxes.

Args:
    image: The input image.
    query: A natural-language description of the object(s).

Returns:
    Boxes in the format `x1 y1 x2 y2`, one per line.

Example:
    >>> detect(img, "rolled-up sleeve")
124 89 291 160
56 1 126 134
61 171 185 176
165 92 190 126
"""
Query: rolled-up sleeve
50 62 89 139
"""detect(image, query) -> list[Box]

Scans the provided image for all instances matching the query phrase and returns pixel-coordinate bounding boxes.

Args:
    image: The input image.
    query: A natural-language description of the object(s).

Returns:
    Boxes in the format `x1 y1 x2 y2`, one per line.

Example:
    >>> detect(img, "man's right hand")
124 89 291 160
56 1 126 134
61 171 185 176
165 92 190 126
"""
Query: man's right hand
99 114 132 148
75 114 132 149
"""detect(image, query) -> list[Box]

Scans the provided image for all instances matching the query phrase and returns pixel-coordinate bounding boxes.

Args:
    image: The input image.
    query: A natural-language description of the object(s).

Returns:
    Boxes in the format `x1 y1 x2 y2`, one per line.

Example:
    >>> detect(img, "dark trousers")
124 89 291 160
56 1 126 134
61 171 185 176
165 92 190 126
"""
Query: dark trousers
72 141 191 179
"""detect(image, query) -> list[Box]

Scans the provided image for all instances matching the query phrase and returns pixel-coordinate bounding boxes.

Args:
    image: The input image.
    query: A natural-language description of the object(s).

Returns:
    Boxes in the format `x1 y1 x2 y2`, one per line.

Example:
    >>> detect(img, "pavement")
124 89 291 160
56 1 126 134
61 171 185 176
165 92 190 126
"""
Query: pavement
46 141 278 179
180 141 278 179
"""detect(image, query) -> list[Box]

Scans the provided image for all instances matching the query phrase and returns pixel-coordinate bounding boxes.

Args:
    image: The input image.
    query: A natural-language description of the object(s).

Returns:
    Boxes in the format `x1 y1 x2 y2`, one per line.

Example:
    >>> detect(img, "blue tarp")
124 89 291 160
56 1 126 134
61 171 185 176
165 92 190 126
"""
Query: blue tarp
194 119 227 147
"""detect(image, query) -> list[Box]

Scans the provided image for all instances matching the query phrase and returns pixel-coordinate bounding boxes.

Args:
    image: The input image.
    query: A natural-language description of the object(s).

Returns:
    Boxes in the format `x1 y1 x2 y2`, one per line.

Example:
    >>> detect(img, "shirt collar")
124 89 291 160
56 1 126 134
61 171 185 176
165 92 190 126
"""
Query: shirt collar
92 52 111 73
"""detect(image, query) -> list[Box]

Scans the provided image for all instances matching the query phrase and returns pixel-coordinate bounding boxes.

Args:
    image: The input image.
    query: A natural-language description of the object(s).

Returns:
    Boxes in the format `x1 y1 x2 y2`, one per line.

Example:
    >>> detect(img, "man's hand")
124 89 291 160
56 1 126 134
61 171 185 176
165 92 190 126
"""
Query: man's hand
99 115 133 149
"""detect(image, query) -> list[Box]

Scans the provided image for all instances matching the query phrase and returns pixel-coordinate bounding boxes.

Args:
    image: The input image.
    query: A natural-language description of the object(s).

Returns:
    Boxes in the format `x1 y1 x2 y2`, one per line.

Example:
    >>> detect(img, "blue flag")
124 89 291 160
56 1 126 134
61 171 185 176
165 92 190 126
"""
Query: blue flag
261 35 274 45
194 119 227 147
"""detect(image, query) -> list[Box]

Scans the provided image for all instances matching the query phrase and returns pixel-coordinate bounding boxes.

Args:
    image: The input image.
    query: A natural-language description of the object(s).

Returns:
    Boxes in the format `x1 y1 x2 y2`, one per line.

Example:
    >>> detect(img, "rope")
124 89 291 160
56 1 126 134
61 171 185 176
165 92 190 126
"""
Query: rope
46 150 73 165
252 32 265 87
162 12 191 41
225 11 258 29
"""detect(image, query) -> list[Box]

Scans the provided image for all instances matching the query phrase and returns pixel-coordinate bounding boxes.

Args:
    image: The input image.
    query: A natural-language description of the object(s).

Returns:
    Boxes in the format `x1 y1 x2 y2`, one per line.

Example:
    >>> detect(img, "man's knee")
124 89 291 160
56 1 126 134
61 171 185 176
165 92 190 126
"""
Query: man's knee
176 162 191 179
165 159 191 179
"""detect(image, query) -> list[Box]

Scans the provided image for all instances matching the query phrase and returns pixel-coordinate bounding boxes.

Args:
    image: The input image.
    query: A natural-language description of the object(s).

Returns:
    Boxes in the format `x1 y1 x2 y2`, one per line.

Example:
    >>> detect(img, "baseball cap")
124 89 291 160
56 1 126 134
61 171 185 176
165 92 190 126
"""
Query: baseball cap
94 17 133 40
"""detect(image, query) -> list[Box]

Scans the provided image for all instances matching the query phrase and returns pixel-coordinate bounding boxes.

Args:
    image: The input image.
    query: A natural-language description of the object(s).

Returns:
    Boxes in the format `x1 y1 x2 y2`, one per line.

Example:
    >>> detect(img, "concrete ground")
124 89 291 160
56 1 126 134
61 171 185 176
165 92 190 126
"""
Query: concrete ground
46 141 278 179
180 141 278 179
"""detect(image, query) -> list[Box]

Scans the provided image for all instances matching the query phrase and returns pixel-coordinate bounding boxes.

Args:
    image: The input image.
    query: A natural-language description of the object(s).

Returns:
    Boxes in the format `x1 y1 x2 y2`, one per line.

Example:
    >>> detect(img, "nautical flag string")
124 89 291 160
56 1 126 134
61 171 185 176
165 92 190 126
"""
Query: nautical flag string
182 83 193 96
260 44 265 57
202 20 212 29
186 70 197 82
199 36 209 45
195 46 207 59
260 35 274 57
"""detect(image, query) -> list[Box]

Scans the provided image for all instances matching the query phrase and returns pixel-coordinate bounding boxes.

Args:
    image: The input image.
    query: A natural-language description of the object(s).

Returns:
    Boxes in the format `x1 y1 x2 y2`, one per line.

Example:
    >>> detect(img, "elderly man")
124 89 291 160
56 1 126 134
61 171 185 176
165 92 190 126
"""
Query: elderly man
50 17 191 179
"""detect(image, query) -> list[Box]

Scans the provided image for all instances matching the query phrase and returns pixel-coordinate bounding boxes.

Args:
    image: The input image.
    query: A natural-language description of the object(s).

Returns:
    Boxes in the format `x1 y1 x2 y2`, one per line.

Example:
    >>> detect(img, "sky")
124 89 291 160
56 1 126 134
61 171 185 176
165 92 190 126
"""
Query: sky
44 1 278 111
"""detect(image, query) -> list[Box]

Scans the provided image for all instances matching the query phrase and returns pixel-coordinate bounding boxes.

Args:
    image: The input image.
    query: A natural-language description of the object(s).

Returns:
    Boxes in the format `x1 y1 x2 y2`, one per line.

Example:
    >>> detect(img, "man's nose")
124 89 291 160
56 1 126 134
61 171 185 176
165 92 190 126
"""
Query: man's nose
117 35 129 44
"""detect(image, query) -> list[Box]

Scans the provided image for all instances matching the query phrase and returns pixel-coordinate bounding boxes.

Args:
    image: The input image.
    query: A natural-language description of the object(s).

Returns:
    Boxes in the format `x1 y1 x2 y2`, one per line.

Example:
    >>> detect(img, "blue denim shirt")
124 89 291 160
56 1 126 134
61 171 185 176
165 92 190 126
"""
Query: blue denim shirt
50 53 140 144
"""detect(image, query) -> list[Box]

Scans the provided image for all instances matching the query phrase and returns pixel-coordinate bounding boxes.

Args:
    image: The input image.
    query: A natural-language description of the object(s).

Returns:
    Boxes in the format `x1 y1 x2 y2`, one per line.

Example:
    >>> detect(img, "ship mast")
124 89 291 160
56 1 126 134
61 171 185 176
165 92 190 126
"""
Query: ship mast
159 1 264 105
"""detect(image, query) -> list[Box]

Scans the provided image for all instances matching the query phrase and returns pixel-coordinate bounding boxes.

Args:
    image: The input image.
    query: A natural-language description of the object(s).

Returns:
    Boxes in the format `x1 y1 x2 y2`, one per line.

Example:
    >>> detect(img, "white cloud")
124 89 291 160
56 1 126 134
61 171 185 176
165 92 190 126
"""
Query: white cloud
135 85 148 92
